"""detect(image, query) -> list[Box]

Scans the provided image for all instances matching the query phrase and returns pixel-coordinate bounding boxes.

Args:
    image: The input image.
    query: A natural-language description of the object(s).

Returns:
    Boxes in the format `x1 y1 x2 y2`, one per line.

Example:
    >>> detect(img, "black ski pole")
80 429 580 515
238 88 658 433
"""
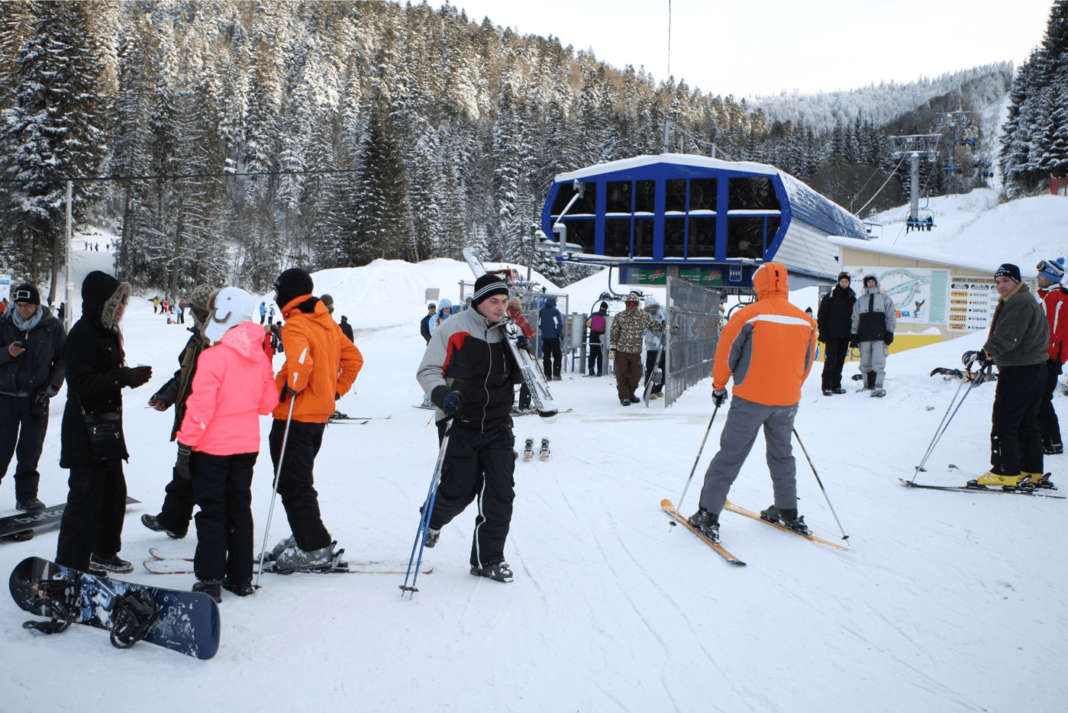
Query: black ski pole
792 429 849 541
909 371 985 485
669 404 720 529
400 422 452 598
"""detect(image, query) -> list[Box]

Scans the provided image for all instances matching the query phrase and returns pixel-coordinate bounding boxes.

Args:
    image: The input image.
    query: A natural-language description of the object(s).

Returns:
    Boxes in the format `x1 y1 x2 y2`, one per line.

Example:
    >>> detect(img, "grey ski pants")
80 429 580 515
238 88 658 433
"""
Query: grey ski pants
698 396 799 516
858 341 888 388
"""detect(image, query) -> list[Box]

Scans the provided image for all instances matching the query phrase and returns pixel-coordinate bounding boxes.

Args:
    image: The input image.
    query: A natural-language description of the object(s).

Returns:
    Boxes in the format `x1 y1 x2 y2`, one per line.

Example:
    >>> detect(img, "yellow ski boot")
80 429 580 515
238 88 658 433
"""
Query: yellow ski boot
972 472 1029 488
1023 472 1056 489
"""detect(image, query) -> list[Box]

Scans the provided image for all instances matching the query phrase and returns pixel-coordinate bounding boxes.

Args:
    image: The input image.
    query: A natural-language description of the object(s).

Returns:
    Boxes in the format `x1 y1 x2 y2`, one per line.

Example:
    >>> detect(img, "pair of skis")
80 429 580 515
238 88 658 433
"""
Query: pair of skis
143 548 432 576
523 438 550 460
662 498 847 567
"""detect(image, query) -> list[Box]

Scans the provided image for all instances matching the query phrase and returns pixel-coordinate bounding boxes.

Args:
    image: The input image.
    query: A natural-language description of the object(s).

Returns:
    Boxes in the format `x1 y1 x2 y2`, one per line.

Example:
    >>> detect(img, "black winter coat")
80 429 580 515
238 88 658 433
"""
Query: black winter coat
60 274 132 468
817 285 856 341
0 308 65 397
151 326 206 441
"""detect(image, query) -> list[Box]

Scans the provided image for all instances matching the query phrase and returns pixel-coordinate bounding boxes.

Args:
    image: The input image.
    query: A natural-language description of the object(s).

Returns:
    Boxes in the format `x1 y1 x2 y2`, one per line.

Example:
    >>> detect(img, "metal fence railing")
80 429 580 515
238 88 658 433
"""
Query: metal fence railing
664 277 723 406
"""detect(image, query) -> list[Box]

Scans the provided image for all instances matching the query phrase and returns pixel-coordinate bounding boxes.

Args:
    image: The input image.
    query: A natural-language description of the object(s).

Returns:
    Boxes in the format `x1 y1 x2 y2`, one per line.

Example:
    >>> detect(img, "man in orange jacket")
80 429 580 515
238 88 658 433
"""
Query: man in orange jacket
264 268 364 571
688 263 817 543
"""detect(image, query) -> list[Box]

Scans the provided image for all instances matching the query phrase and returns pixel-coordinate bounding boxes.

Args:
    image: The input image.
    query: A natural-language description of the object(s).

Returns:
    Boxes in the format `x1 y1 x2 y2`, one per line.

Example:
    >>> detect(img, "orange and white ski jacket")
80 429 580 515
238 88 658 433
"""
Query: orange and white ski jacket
711 262 817 407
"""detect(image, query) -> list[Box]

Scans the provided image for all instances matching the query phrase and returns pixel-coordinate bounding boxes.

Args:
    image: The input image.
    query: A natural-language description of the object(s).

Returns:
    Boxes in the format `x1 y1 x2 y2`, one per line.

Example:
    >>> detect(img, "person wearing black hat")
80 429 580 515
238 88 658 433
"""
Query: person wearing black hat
850 273 896 397
817 272 857 396
0 283 66 511
964 263 1051 488
586 301 609 377
416 273 524 583
55 271 153 574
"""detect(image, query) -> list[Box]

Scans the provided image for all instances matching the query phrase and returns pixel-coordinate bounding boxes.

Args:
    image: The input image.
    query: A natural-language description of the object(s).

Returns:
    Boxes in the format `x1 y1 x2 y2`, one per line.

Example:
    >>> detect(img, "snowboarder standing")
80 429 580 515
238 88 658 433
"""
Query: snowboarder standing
688 263 817 543
609 292 665 405
967 263 1050 488
416 274 524 583
0 283 66 511
141 285 218 540
1035 257 1068 455
55 272 152 574
265 268 364 571
817 272 857 396
175 288 278 601
850 273 896 397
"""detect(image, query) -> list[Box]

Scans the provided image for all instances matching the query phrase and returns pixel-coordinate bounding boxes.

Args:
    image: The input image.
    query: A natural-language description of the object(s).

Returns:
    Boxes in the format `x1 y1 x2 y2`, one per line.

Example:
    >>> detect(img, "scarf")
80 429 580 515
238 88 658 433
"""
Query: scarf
10 305 44 332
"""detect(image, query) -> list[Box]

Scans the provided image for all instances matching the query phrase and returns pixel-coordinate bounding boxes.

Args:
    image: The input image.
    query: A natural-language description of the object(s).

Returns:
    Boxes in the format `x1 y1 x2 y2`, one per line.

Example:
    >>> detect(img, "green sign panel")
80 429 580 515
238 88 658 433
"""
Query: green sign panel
678 268 724 286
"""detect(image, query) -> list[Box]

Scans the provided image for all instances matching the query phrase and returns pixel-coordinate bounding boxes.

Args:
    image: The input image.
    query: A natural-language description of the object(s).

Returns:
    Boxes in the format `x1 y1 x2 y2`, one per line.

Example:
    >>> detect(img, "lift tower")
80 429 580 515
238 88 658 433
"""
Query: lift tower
889 134 941 226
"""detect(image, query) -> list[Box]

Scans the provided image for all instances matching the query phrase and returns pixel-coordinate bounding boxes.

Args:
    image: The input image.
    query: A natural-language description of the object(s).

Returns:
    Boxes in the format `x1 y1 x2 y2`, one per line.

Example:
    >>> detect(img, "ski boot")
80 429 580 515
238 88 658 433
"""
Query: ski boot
620 398 631 406
1043 443 1063 455
424 527 441 548
871 387 886 398
15 497 46 512
524 438 534 459
1022 472 1056 489
540 438 550 459
832 388 847 395
970 472 1030 489
687 508 720 543
256 535 296 563
89 553 134 574
760 505 812 536
822 389 833 396
222 577 255 597
273 542 338 573
192 580 223 604
470 561 514 583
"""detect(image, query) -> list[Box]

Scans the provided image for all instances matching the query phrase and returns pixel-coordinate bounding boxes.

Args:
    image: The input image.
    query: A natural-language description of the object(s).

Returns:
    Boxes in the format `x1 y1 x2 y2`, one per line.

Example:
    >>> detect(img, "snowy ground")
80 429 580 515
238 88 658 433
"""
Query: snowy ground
3 200 1068 711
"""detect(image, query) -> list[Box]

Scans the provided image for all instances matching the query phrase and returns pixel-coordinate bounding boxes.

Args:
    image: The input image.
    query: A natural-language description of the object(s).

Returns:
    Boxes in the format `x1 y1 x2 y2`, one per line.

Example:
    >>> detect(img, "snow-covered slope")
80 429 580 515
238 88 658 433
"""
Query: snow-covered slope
1 207 1066 711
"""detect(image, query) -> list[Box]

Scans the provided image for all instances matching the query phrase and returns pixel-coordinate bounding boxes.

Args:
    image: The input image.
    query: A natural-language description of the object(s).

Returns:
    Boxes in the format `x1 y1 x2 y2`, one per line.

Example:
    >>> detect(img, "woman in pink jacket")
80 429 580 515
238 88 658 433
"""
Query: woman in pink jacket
175 288 279 601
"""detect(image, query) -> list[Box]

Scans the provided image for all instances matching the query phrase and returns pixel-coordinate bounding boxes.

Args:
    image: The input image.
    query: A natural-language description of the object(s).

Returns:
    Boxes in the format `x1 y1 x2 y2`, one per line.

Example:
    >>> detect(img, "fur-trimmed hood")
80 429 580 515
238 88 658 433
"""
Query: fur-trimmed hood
80 271 130 331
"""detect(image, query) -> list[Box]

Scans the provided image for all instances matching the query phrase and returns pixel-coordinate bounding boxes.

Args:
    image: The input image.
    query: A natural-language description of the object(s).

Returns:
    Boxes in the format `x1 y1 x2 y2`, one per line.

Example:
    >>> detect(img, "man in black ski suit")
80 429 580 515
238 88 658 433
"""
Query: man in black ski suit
0 283 66 511
817 272 856 396
416 274 524 583
55 271 152 574
420 303 436 344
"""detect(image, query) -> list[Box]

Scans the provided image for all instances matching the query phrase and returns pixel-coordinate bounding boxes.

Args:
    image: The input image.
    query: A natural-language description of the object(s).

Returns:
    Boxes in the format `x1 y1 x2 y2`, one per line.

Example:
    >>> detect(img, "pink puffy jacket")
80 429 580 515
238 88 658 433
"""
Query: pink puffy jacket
176 321 279 456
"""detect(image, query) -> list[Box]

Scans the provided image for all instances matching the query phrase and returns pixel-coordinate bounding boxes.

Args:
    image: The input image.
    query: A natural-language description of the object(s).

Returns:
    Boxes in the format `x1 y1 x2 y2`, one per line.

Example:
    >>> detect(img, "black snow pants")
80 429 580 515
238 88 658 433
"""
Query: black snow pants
429 423 516 569
55 463 127 572
990 363 1046 475
1039 359 1063 449
0 394 49 502
542 337 562 379
191 451 257 584
820 338 851 391
153 467 196 537
269 419 332 552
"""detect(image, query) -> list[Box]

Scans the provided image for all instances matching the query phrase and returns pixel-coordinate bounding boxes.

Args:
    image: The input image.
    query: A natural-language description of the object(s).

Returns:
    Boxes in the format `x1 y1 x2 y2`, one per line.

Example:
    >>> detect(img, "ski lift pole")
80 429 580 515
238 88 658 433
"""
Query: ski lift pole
792 429 849 542
669 404 720 530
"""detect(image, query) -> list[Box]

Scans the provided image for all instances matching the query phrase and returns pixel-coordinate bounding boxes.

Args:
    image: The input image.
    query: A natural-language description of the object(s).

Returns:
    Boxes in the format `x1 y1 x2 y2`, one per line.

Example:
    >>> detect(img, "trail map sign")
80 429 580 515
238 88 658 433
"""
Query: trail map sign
848 267 949 325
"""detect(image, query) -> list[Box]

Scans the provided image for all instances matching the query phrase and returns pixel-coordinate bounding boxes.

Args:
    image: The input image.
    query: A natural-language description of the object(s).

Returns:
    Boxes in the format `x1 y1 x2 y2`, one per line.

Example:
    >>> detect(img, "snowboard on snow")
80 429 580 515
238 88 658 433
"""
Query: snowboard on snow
10 556 220 659
0 497 140 543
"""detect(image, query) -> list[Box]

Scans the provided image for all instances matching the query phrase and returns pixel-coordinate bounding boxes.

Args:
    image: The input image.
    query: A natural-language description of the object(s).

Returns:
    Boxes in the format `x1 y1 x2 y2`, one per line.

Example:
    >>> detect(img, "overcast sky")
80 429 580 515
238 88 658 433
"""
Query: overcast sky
434 0 1053 98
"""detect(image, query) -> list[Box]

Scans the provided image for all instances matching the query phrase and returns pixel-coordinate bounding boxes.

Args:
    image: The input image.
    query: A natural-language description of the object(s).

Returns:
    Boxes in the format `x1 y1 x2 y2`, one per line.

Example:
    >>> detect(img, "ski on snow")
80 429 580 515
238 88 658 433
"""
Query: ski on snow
722 500 847 550
898 478 1065 499
661 499 746 566
144 548 432 575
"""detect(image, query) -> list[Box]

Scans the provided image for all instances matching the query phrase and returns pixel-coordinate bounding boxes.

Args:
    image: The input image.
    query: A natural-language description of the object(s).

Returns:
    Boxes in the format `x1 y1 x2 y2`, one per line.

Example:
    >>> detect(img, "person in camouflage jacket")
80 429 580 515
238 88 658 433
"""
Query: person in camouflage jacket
609 292 665 405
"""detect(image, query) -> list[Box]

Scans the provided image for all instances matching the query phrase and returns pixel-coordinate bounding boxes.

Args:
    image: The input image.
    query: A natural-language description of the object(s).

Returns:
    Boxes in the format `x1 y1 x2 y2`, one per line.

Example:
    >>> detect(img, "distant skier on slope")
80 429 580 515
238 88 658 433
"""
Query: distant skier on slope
687 263 817 543
416 274 524 583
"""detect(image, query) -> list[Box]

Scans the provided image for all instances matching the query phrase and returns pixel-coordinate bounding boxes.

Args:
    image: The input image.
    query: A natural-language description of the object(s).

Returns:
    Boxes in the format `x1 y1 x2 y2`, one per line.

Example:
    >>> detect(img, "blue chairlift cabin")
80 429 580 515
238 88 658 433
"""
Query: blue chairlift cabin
539 154 869 292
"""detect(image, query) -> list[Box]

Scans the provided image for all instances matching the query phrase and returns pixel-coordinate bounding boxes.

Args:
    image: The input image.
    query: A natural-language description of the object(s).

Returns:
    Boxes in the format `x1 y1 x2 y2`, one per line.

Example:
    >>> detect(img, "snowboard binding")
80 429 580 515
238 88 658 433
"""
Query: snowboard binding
109 589 161 649
23 572 81 636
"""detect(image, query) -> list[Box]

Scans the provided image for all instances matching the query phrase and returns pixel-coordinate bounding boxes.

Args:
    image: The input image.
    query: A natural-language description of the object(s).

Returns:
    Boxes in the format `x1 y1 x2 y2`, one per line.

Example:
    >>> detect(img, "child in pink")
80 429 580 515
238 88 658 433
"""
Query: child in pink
176 288 278 600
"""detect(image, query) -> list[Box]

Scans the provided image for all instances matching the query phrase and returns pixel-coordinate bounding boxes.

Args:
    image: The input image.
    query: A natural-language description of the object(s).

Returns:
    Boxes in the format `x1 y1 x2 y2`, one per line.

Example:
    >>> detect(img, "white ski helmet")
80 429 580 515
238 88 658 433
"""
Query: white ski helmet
203 287 256 343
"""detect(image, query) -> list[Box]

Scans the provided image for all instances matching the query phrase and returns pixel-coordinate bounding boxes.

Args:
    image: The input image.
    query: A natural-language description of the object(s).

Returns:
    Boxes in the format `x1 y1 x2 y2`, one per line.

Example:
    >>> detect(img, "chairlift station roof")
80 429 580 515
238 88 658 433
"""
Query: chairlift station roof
541 154 869 291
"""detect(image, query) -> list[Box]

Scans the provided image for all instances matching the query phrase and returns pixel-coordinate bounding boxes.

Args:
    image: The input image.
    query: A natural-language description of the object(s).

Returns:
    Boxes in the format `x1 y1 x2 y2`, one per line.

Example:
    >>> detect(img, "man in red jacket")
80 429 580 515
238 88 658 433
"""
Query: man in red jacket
1036 258 1068 455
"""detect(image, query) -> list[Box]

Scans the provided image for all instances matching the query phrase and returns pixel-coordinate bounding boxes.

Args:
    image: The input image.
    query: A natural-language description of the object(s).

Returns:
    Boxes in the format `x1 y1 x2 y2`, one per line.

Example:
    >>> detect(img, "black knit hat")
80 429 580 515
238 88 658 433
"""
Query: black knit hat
471 274 509 307
995 263 1021 283
273 268 314 308
837 272 850 282
12 283 40 305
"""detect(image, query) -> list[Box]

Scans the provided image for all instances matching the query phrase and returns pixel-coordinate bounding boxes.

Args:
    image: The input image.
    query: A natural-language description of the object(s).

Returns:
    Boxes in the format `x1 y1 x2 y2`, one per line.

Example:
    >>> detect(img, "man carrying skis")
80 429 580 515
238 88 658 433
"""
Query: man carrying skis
416 274 524 583
965 263 1049 488
1035 257 1068 455
688 263 817 543
264 268 364 571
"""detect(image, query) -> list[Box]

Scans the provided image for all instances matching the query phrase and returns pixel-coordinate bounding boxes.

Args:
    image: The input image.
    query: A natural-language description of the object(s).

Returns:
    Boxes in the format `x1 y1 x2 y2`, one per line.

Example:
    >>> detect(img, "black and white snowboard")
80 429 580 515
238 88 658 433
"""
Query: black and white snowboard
10 556 220 659
0 497 140 543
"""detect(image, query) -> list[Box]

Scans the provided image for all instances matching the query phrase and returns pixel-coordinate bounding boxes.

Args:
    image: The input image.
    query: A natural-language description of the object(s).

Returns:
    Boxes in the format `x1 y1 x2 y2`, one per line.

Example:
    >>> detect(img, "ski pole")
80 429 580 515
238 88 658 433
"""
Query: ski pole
254 395 297 589
909 372 985 484
400 422 452 598
669 404 720 530
792 429 849 541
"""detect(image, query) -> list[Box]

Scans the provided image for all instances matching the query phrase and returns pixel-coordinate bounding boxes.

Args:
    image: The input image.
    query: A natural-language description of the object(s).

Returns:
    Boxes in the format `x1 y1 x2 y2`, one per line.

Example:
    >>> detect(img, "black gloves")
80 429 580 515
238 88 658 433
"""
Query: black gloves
431 385 464 416
175 443 192 480
516 335 529 352
884 332 894 346
712 389 728 408
30 391 49 418
123 365 153 388
849 335 859 349
962 350 993 369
